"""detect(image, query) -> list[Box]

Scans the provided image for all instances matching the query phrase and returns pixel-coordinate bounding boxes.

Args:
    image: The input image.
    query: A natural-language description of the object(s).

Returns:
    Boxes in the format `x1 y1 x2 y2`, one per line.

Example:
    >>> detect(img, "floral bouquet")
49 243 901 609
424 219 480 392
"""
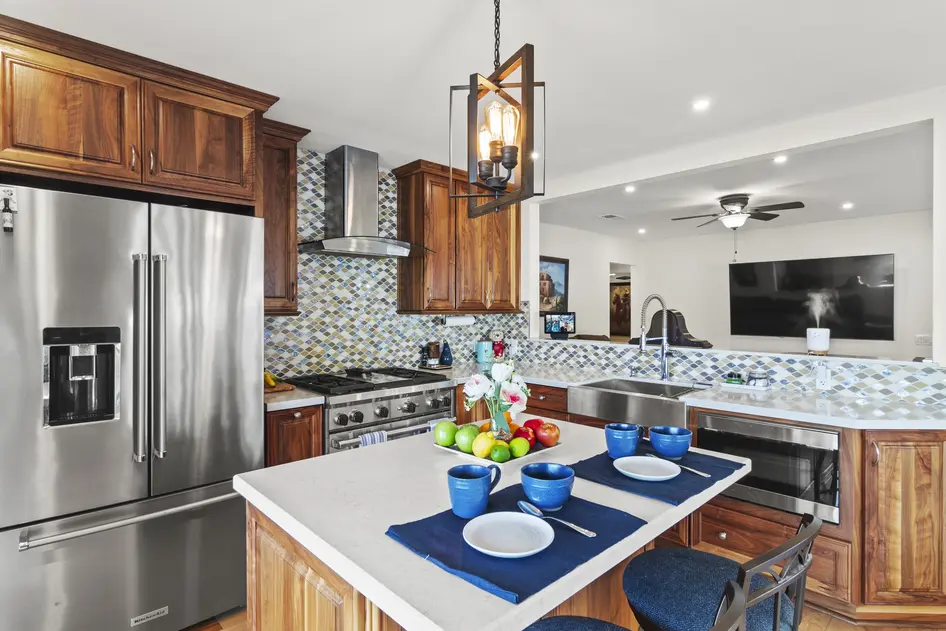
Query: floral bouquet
463 361 531 441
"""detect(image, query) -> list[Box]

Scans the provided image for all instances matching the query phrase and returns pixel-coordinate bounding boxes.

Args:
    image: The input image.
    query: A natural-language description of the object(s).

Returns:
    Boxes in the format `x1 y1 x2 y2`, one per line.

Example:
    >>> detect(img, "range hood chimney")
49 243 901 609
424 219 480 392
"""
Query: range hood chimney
298 145 413 258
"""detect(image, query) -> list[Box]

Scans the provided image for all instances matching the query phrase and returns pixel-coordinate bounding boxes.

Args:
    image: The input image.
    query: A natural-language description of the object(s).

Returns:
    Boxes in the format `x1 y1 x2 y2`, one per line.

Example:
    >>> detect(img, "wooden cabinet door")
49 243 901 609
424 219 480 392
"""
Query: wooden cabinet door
421 174 456 311
864 430 946 605
455 384 489 425
485 204 520 311
261 131 299 314
265 406 323 467
0 42 141 181
142 81 256 199
455 181 488 310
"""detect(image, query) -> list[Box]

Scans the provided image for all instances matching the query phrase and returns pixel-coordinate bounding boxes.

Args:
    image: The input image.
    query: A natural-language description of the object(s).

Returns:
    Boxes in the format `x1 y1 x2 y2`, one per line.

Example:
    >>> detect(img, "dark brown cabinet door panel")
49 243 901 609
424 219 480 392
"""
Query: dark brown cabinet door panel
143 81 255 199
455 181 488 311
265 406 323 467
486 204 520 311
422 175 456 311
0 42 140 180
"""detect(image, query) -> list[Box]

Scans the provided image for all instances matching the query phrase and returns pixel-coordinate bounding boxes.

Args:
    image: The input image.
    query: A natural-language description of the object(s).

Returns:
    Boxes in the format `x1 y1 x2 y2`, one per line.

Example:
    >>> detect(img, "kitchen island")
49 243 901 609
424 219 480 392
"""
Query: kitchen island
234 418 750 631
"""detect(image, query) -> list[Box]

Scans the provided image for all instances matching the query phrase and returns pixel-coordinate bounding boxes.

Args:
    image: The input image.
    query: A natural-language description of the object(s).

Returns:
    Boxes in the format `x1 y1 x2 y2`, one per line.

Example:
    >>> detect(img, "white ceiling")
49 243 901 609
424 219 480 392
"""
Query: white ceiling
5 1 946 176
539 122 933 241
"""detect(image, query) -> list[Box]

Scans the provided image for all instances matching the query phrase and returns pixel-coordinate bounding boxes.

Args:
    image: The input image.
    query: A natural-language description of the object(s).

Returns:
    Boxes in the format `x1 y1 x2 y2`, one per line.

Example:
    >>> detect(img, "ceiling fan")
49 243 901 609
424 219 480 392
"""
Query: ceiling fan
671 194 805 230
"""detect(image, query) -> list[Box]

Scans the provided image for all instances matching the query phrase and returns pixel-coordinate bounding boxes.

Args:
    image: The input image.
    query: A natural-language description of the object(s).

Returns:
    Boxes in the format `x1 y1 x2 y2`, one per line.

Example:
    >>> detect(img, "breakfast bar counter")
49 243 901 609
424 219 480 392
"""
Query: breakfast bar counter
234 419 750 631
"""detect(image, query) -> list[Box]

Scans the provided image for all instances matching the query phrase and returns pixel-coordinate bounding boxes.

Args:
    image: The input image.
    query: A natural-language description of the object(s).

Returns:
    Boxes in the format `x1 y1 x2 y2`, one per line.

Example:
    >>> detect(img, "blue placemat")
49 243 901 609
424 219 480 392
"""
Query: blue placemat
385 484 646 604
569 442 746 506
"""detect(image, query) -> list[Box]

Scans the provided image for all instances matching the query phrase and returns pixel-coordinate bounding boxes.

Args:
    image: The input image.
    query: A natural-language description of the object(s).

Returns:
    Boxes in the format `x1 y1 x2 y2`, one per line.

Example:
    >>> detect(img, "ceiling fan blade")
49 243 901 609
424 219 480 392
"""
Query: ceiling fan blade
748 212 779 221
671 213 719 221
752 201 804 212
696 218 719 228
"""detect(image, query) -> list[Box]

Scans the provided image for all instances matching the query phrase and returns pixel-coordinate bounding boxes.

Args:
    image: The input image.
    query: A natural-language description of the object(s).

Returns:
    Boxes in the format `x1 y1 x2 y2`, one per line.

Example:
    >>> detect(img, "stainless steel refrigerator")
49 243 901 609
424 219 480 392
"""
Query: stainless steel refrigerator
0 186 263 631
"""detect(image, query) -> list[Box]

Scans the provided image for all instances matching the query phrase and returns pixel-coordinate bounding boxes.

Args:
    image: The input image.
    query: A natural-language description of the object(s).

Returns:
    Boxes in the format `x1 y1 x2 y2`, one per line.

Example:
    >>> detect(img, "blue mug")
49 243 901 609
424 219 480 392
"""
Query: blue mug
649 426 693 460
521 462 575 512
605 423 643 459
447 464 501 518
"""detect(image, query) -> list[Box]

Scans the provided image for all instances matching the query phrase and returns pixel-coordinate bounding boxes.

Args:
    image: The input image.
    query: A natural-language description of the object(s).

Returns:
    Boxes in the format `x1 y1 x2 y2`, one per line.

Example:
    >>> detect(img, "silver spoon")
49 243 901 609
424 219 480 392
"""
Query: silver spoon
645 453 711 478
517 500 596 537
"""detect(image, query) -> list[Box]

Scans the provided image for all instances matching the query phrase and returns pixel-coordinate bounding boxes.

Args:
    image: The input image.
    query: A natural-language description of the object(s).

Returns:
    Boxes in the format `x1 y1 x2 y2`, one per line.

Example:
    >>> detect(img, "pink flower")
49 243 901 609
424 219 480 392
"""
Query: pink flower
500 382 528 418
463 374 493 406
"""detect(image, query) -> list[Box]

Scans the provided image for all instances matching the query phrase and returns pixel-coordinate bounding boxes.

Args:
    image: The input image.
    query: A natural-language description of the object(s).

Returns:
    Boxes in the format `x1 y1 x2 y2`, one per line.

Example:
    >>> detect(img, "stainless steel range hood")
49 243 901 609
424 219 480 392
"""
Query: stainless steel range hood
298 145 413 258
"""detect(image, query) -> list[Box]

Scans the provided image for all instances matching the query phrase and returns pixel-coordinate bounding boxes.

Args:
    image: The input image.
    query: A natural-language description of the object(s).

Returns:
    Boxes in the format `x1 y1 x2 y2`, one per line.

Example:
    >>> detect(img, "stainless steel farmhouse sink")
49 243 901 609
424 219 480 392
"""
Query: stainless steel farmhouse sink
567 378 707 428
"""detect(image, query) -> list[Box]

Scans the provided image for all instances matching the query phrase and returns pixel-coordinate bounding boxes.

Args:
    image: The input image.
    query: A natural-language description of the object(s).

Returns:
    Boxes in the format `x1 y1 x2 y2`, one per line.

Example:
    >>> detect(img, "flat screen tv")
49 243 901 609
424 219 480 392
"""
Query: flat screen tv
729 254 894 340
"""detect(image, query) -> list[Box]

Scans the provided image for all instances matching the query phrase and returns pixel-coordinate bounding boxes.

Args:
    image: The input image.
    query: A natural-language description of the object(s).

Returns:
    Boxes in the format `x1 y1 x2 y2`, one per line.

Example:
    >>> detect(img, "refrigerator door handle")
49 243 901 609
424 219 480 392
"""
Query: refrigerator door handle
132 254 149 463
152 254 168 459
17 492 240 551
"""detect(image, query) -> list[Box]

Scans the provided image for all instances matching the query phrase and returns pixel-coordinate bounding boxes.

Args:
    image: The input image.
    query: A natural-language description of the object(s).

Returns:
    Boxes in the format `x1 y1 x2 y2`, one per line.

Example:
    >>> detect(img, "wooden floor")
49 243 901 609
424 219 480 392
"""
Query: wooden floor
184 606 934 630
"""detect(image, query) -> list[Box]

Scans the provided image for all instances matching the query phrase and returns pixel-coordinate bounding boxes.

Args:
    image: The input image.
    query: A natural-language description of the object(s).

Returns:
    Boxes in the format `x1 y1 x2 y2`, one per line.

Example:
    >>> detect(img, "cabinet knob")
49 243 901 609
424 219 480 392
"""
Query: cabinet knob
538 395 546 401
293 411 302 418
717 532 728 540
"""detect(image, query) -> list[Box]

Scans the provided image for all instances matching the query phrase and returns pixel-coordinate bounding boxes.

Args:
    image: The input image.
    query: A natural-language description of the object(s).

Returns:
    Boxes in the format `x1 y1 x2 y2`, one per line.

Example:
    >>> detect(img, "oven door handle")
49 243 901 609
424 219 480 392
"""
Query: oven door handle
332 424 434 451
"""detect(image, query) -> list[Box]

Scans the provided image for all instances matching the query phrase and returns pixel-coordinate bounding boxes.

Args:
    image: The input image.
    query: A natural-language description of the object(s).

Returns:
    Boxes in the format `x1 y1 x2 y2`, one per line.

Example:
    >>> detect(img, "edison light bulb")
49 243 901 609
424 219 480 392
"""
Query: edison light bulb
501 104 520 147
478 125 491 161
484 101 505 142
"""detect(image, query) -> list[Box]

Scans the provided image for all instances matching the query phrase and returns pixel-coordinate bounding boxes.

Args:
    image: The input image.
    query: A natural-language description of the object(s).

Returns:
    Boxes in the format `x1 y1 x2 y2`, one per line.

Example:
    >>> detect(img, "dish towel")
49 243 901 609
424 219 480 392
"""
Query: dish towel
568 443 745 506
386 484 646 604
358 430 388 447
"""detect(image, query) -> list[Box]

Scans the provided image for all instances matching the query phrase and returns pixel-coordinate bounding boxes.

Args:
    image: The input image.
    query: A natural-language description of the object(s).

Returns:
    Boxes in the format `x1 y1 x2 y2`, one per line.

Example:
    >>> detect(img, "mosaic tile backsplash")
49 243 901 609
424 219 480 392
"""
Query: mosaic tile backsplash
265 149 946 406
264 149 529 375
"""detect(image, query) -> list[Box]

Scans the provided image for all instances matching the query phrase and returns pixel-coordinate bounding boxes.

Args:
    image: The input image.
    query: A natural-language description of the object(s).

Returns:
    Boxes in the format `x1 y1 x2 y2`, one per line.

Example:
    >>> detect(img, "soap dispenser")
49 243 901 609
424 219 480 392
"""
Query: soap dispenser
440 340 453 366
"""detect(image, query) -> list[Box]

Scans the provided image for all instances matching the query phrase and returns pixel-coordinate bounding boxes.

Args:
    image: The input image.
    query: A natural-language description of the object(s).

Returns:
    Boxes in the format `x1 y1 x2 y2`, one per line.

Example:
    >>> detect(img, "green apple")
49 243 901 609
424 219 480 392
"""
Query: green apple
433 421 459 447
454 425 479 453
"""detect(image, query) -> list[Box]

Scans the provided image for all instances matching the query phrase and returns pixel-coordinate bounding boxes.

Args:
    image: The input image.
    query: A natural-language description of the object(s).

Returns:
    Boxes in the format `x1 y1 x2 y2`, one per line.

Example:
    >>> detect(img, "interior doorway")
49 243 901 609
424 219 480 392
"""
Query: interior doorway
609 263 632 343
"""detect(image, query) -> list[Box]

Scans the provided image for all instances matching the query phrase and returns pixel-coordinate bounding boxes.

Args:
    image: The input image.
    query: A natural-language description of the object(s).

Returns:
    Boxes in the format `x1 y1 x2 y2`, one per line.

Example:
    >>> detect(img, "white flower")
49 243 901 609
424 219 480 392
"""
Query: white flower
500 382 528 418
491 362 514 384
463 374 493 403
511 374 528 391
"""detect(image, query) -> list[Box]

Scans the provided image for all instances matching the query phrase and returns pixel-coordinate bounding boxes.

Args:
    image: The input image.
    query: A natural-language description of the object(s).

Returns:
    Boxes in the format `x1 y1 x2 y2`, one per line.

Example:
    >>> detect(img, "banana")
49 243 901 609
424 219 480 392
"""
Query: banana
264 372 277 388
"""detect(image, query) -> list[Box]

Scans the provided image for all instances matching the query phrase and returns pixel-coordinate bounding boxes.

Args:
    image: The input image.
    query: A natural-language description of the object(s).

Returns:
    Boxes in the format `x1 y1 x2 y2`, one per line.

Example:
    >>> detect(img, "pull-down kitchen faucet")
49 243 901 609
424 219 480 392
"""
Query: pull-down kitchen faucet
639 293 673 381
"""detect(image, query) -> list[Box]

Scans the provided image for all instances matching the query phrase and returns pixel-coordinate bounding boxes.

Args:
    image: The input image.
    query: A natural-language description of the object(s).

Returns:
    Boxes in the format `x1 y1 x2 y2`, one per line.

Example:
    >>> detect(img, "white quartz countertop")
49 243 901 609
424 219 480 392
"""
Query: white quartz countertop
682 386 946 430
234 418 750 631
264 387 325 412
426 362 613 388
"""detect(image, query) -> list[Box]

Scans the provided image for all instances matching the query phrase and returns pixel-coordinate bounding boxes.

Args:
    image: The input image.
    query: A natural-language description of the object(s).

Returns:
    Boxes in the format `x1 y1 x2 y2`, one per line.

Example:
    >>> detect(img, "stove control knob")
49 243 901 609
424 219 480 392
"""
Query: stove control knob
399 401 417 414
350 411 365 424
374 406 389 418
440 395 452 408
426 397 441 409
334 413 349 426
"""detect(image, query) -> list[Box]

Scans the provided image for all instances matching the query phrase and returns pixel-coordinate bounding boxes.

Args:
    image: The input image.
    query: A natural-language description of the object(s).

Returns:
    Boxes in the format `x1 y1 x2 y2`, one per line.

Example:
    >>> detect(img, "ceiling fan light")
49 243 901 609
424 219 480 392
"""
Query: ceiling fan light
720 214 749 229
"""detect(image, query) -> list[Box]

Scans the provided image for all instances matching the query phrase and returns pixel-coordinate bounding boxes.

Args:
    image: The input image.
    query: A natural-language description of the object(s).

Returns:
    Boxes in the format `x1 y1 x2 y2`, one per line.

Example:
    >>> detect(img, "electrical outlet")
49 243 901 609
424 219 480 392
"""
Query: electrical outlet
915 334 933 346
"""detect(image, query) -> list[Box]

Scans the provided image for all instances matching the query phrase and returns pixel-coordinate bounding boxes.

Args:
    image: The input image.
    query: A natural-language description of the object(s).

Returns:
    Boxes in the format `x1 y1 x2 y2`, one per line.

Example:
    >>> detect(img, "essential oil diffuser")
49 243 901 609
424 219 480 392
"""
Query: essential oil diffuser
807 328 830 355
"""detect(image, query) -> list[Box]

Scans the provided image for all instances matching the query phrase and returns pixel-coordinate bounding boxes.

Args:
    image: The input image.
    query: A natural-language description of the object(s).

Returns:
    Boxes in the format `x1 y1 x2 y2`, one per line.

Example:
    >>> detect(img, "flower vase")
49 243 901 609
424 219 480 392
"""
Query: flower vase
490 408 513 442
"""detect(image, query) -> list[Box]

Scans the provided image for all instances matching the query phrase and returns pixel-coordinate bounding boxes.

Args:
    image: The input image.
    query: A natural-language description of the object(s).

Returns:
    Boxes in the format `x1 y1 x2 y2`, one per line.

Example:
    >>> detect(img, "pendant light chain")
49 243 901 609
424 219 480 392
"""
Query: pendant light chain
494 0 501 70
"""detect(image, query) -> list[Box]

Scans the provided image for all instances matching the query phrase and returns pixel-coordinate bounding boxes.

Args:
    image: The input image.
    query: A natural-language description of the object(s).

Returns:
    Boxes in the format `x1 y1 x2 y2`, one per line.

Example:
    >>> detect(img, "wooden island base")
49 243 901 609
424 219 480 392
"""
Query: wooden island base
245 504 649 631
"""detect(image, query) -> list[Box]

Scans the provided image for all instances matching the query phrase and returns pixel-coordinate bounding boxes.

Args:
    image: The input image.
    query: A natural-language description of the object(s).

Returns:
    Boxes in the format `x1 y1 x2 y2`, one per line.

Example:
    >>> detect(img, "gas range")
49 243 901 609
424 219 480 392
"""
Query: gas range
285 367 456 452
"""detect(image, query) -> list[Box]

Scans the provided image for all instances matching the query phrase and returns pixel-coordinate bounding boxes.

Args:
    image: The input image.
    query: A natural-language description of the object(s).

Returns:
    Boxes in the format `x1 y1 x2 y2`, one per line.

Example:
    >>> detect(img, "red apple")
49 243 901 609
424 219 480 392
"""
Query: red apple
523 418 544 433
534 422 561 448
513 427 536 448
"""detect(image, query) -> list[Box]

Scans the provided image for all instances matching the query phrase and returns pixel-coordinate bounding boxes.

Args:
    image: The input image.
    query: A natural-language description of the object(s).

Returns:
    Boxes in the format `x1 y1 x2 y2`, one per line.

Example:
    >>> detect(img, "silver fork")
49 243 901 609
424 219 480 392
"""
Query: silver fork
646 453 711 478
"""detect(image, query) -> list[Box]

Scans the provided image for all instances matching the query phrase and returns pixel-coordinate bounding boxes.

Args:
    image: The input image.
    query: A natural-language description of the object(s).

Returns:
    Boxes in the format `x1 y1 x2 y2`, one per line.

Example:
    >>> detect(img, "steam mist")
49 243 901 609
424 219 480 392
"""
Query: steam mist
804 290 839 328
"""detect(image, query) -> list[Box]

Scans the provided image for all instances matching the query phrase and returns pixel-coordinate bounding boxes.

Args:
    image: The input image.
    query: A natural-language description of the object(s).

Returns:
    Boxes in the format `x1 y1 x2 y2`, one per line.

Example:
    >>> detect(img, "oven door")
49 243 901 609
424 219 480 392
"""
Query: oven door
696 412 841 524
328 413 451 453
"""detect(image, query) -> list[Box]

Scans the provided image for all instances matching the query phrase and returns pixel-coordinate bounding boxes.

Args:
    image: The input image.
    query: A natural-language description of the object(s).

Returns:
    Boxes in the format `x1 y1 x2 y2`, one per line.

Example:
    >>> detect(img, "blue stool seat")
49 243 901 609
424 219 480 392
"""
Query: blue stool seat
526 616 631 631
623 547 795 631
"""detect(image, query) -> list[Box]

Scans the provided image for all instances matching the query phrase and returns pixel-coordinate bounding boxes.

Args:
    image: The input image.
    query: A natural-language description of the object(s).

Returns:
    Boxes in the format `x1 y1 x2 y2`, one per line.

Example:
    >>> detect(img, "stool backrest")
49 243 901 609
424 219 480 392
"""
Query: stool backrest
711 580 747 631
738 514 823 631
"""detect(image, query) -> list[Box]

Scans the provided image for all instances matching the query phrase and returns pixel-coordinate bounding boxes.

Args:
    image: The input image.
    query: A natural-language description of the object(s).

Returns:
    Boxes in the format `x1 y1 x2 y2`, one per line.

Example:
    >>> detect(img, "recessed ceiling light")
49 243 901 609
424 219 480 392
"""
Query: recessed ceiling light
624 184 636 193
773 155 788 164
841 202 854 210
638 228 647 234
531 151 540 160
692 98 711 112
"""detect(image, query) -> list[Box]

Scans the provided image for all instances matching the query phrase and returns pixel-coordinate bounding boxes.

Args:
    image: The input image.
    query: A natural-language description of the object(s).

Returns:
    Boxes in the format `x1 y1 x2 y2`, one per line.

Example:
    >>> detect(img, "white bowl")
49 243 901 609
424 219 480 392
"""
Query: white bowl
462 512 555 558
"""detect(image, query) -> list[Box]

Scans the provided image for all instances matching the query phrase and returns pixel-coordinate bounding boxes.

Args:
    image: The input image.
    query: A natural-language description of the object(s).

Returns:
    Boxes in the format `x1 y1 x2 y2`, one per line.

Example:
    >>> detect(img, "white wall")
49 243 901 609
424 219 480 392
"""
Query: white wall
629 211 933 360
539 223 636 337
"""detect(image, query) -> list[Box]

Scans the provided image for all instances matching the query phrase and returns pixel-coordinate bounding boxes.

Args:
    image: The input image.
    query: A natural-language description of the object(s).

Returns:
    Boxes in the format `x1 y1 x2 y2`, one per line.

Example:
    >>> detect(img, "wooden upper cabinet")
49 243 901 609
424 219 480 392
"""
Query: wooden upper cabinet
0 42 141 181
864 430 946 605
455 181 489 311
485 203 520 311
260 119 308 316
422 175 457 311
142 81 256 199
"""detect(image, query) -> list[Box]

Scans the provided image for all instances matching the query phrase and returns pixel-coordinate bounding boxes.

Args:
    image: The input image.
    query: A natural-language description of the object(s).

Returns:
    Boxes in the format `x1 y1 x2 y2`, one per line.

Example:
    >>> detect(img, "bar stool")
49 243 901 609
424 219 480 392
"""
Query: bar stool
622 515 822 631
527 579 746 631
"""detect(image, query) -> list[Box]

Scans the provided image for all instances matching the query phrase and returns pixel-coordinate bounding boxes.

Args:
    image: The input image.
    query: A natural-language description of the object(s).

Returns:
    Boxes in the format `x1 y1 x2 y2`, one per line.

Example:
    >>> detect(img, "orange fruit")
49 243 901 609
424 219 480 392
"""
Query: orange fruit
479 421 492 433
508 422 520 434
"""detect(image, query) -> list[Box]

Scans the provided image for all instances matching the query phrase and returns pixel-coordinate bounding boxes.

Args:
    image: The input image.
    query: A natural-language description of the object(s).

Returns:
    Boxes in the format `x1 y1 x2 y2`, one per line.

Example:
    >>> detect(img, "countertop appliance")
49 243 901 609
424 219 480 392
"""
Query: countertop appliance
0 186 263 631
695 411 841 524
287 368 455 453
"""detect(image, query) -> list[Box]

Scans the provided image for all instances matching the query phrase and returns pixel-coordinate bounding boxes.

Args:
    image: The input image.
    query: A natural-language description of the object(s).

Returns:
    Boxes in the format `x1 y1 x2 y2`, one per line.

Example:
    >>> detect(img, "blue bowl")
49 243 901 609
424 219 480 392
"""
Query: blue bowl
649 426 692 460
520 463 575 512
605 423 643 459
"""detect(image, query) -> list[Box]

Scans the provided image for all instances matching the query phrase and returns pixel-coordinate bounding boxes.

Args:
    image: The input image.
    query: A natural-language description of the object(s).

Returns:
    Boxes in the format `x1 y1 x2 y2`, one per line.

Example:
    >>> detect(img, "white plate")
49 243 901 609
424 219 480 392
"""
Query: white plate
613 456 681 482
462 512 555 558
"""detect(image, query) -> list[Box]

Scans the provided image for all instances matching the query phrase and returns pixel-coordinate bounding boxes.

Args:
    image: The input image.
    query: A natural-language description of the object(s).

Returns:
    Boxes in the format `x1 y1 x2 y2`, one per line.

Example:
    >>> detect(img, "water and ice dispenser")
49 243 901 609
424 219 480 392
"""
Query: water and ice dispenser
43 327 121 426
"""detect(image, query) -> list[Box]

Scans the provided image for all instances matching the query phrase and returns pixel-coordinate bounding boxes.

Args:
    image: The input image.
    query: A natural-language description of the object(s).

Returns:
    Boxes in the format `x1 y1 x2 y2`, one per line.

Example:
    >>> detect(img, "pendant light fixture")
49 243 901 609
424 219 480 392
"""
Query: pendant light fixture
449 0 546 218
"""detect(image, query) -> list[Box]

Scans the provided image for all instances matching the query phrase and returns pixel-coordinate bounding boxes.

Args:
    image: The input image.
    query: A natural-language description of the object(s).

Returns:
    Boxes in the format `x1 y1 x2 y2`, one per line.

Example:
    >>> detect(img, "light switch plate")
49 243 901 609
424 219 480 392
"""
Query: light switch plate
915 334 933 346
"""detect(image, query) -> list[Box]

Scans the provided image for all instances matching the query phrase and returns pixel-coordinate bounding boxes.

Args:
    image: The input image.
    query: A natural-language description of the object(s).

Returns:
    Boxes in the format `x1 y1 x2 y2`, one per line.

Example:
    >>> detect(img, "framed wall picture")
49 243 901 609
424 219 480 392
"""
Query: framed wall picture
539 256 569 313
610 283 631 336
